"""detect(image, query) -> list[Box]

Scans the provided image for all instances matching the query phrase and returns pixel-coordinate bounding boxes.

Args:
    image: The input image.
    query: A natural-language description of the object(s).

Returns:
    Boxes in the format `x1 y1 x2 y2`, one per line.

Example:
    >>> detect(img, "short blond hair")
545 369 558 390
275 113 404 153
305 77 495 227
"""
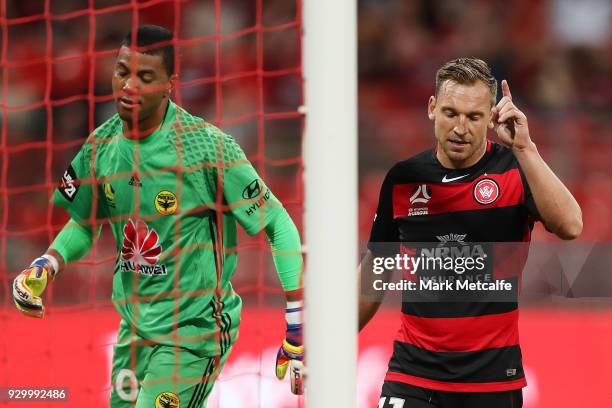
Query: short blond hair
435 58 497 106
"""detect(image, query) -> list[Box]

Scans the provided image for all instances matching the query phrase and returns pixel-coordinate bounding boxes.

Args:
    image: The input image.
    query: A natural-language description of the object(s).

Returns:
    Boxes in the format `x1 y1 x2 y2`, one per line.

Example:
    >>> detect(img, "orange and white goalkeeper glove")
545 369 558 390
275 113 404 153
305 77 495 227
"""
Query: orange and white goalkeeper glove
275 301 304 395
12 255 58 318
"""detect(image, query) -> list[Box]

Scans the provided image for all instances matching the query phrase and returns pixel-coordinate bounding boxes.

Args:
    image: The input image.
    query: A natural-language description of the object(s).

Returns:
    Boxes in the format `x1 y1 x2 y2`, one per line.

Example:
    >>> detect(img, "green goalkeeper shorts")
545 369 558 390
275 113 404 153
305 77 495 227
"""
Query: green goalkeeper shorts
110 320 230 408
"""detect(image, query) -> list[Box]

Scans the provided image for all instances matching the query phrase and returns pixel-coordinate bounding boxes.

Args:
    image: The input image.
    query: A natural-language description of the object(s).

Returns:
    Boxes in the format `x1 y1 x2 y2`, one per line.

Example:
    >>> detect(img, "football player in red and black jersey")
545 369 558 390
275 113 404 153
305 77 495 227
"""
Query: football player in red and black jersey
361 58 582 408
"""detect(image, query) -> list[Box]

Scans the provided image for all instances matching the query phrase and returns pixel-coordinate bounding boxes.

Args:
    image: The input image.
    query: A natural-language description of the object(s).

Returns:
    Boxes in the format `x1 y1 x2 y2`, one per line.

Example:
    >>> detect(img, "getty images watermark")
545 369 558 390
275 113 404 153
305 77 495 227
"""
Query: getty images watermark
364 242 527 301
371 252 512 292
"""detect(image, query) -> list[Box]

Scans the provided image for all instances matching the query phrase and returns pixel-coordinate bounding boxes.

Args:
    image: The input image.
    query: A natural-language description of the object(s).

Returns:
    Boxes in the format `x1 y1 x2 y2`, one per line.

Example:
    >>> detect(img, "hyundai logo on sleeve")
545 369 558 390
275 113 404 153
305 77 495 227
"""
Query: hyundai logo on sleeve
242 179 262 199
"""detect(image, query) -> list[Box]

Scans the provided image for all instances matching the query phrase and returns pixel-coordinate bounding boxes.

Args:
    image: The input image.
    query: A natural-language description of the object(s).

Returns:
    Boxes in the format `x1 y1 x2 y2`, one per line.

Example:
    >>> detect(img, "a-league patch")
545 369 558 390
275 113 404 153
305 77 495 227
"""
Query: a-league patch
104 183 116 208
59 165 79 202
155 391 179 408
473 178 500 205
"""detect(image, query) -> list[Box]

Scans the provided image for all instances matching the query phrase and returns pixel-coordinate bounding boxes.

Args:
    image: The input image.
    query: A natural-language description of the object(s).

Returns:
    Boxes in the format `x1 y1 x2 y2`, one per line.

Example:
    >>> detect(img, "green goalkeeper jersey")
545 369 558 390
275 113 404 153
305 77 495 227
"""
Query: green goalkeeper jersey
53 101 284 356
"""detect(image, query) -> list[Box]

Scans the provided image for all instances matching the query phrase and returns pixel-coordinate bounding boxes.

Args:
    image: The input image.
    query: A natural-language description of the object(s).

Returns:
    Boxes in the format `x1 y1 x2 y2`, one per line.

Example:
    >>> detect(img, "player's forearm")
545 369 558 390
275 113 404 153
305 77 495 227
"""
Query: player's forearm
358 250 385 331
264 209 303 292
45 248 66 275
514 142 583 239
359 299 382 332
284 288 303 302
48 218 100 270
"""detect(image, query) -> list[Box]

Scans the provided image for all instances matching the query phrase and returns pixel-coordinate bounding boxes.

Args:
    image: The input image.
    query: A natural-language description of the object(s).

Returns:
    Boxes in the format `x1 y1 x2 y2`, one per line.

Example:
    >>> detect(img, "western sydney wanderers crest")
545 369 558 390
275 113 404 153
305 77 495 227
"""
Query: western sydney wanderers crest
120 219 167 275
473 178 500 205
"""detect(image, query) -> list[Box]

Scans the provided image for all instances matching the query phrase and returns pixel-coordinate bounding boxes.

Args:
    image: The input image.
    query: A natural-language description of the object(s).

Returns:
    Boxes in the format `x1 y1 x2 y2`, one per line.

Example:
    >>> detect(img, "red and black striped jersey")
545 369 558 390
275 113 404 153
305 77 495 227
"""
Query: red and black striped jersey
368 140 541 392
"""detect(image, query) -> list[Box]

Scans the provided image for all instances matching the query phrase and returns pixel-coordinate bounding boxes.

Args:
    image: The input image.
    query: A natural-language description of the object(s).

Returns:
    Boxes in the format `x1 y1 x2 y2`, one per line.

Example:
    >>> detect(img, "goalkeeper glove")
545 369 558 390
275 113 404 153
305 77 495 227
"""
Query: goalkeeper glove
12 255 58 318
275 301 304 395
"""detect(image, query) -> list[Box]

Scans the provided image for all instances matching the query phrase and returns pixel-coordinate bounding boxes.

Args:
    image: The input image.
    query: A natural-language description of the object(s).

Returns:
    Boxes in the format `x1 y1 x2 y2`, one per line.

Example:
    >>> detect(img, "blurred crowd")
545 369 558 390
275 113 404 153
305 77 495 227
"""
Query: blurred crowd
1 0 611 306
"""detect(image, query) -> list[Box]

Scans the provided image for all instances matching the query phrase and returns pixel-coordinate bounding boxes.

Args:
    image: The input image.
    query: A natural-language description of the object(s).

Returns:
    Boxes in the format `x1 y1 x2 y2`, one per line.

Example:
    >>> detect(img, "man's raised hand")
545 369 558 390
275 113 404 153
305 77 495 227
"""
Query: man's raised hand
492 80 531 151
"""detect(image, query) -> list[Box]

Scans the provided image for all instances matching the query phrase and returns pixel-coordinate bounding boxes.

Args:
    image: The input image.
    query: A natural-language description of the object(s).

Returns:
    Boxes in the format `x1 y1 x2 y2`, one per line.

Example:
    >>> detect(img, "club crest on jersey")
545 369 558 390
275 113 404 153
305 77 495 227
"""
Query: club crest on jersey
155 391 179 408
120 219 167 275
155 190 178 215
408 184 430 216
473 178 500 205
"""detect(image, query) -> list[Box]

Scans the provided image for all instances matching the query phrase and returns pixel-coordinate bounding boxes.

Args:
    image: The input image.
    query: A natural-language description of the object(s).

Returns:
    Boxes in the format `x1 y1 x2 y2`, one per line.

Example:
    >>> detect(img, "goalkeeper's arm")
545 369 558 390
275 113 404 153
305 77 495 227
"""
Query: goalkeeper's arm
263 209 305 395
12 219 99 318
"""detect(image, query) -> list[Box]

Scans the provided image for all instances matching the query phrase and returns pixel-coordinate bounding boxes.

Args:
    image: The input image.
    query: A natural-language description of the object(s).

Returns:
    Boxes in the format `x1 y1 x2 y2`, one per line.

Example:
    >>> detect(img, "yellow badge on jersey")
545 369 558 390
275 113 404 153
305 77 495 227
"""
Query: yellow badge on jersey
155 190 178 215
104 183 116 208
155 391 179 408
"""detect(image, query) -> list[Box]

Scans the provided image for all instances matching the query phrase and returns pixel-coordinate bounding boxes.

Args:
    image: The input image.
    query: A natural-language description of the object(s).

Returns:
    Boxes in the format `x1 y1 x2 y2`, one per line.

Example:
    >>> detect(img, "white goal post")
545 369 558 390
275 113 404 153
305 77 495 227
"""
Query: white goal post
303 1 358 407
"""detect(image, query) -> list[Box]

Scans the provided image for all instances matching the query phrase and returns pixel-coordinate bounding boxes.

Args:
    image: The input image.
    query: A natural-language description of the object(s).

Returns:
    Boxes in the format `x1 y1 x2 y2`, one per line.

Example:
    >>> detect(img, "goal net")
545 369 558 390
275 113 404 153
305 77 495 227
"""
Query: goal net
1 1 305 407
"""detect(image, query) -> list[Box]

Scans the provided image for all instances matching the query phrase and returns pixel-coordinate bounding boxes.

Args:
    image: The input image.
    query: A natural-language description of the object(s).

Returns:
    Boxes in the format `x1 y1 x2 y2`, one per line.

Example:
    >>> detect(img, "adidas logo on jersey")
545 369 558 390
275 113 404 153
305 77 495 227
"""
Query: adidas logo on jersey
129 176 142 187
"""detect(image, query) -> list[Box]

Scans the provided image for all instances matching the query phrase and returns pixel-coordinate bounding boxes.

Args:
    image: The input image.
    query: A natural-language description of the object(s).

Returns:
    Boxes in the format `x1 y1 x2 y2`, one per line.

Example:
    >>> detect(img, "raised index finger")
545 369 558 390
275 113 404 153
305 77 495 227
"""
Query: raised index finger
501 79 512 100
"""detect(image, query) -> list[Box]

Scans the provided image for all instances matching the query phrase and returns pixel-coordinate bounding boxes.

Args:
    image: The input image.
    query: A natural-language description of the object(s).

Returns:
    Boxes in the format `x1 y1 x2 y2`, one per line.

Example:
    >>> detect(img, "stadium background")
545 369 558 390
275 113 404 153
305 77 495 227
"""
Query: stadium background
0 0 611 407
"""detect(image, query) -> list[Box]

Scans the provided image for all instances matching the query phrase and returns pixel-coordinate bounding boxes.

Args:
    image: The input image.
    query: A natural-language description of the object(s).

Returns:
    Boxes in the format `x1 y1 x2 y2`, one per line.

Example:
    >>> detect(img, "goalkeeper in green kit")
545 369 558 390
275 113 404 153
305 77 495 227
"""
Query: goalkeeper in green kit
12 25 304 407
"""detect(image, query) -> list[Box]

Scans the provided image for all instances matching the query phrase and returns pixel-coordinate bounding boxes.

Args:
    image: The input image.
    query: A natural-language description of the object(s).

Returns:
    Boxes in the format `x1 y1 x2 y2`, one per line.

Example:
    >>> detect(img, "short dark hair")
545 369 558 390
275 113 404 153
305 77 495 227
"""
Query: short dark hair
121 25 174 76
435 58 497 106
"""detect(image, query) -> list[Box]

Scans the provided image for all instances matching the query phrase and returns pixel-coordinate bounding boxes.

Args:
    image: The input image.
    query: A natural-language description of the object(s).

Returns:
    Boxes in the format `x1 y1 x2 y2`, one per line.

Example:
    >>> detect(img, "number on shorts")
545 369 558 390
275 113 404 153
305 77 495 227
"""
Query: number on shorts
115 368 139 401
378 397 406 408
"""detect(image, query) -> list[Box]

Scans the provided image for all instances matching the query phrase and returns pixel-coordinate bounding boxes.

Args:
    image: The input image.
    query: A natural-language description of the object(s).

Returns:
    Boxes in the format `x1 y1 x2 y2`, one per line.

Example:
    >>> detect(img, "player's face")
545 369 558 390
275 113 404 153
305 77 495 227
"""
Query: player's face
427 80 495 169
112 46 175 132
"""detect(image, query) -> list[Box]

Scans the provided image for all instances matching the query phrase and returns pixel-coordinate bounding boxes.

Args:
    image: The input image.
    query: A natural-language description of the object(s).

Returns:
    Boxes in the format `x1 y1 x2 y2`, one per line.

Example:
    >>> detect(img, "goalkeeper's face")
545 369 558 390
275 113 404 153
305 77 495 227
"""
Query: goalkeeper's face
112 46 175 131
427 80 495 169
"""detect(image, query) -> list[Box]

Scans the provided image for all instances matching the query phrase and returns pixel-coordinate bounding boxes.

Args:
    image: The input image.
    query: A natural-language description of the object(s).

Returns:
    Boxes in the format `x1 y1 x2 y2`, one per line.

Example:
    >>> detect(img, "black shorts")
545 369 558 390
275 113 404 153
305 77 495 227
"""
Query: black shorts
379 381 523 408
